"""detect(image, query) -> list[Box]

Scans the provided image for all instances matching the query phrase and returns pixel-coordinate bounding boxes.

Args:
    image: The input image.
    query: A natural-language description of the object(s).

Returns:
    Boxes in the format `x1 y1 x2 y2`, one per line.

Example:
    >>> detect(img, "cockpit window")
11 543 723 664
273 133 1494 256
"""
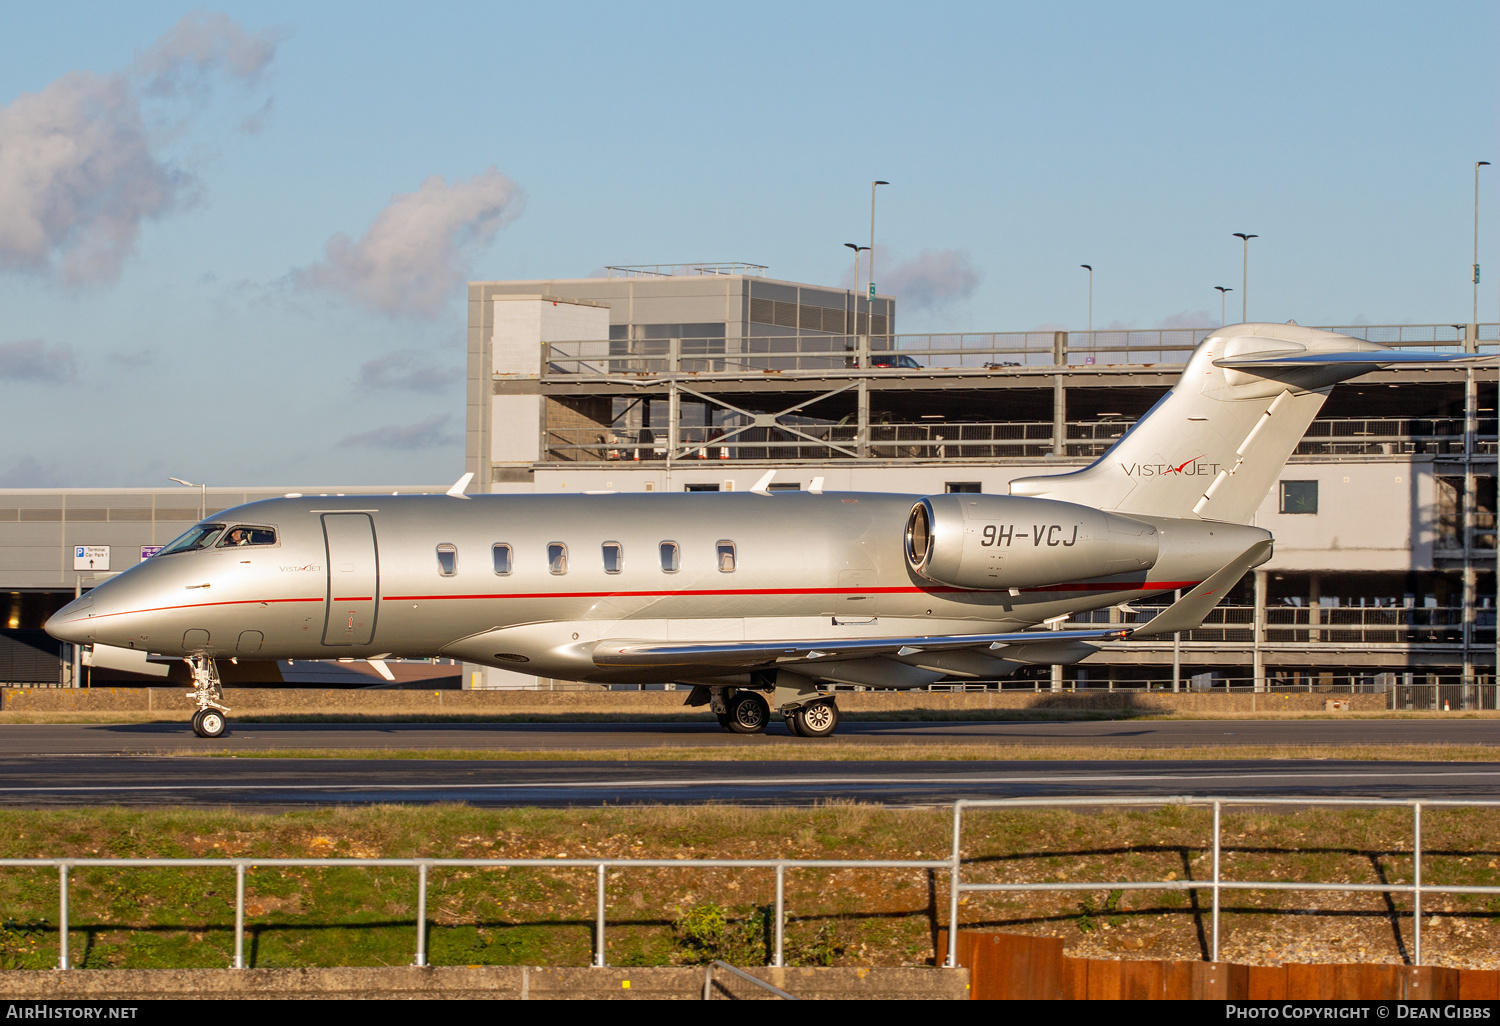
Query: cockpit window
159 524 226 555
217 526 277 548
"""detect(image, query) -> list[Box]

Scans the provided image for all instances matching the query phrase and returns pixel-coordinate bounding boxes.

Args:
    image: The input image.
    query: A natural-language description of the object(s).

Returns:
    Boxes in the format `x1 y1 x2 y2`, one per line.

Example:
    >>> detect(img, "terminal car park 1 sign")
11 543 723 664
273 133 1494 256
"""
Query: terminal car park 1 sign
73 545 109 571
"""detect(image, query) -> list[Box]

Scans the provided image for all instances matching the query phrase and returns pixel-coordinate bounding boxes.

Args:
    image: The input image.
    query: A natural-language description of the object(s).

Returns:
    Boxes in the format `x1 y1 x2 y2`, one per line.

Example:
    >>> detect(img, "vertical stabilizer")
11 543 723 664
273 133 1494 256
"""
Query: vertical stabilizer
1010 324 1398 523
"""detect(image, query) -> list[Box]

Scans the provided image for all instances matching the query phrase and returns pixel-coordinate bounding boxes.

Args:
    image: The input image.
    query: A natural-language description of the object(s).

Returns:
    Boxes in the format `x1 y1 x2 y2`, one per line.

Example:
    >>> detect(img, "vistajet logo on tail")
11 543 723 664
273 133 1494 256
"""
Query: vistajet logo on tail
1121 455 1222 478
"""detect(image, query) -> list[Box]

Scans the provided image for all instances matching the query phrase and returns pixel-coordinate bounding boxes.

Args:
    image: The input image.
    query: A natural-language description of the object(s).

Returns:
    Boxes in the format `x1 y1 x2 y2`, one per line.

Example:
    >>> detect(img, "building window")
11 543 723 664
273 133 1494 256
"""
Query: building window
602 541 623 574
716 541 736 572
945 482 982 494
547 543 568 575
685 483 720 492
768 483 801 491
660 541 680 573
1280 481 1318 514
436 544 458 576
492 543 512 575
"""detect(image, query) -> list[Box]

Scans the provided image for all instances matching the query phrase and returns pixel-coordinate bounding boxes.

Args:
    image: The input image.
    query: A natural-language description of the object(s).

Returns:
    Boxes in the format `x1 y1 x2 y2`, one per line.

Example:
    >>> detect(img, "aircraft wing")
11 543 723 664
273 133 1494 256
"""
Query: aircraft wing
592 627 1132 670
595 540 1273 672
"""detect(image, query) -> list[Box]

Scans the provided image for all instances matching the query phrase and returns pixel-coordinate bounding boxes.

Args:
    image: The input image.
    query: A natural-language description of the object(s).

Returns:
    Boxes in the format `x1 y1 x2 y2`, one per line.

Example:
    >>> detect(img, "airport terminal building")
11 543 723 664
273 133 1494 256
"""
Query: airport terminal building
1 262 1495 696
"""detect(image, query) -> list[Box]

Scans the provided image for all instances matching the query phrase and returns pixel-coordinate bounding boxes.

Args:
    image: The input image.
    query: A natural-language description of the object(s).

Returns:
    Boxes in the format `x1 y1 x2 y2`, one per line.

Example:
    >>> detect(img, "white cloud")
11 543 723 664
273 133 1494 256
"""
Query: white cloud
878 248 981 312
1155 310 1215 330
356 351 462 393
0 339 77 383
0 456 63 488
0 12 281 284
294 168 524 317
337 415 460 451
134 11 282 98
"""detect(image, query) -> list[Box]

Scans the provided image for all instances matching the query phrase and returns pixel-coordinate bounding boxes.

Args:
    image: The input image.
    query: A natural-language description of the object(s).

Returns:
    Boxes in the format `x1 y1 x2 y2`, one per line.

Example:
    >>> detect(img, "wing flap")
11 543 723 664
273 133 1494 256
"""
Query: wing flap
592 627 1131 670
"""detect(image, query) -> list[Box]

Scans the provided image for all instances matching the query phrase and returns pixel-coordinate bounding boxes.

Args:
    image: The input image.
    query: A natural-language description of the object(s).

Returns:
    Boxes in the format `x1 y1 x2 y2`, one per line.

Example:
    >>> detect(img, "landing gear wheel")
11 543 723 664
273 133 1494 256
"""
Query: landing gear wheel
198 709 227 738
192 708 228 738
724 691 770 734
716 713 735 732
791 699 839 738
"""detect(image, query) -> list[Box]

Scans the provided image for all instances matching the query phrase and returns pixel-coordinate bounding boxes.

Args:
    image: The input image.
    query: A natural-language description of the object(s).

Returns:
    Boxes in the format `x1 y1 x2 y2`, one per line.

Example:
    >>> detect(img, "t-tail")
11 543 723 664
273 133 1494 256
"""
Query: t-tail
1010 323 1479 524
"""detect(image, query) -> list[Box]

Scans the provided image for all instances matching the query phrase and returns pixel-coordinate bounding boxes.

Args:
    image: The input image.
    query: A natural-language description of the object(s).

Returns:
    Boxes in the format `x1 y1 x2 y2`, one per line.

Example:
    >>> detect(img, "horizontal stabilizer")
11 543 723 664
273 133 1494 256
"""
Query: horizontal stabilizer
1128 540 1273 638
1214 350 1489 369
593 627 1131 670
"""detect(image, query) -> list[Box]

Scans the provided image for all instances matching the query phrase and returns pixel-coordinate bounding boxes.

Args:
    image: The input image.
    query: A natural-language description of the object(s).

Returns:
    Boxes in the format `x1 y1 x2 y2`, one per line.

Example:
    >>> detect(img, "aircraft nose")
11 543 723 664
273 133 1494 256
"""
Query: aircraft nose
45 595 96 645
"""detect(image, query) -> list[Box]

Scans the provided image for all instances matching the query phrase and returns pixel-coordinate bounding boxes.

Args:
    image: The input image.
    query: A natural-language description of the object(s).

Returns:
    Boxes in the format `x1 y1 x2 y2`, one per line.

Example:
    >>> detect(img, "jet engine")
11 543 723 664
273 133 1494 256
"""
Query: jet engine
905 494 1159 590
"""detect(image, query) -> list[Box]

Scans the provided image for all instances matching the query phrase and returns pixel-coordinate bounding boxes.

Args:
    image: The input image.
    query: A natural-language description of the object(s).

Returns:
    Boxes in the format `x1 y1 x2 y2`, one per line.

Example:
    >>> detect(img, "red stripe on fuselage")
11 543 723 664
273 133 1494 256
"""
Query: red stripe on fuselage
381 582 1203 602
82 582 1205 620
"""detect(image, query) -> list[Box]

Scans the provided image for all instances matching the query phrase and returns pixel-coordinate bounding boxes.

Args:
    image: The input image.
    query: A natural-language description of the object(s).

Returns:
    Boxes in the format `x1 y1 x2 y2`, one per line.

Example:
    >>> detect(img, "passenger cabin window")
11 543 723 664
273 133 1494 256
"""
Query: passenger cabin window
159 524 225 555
716 540 736 572
492 543 512 575
659 541 680 573
548 543 568 575
436 544 458 576
602 542 623 574
218 526 277 547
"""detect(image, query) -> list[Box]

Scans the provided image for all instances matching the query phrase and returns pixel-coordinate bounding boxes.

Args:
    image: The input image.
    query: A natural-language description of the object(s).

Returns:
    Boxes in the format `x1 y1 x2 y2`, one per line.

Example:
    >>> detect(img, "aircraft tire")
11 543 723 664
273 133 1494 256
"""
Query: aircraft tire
791 699 839 738
724 691 770 734
190 710 205 737
715 713 735 732
197 710 228 739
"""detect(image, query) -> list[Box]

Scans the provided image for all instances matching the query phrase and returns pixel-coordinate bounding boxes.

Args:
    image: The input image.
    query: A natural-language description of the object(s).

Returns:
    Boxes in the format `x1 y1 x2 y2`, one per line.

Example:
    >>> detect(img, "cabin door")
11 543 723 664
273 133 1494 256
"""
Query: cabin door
321 513 379 646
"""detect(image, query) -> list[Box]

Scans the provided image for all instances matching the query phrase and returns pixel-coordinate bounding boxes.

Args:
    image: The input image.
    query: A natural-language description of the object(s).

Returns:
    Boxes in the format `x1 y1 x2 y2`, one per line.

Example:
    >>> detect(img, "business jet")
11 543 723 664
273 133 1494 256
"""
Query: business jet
46 323 1474 737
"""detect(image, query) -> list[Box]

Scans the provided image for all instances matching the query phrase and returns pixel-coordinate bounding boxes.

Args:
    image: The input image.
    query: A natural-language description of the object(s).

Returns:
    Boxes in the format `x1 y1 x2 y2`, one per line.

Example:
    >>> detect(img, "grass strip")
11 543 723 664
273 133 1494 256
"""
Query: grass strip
0 804 1497 971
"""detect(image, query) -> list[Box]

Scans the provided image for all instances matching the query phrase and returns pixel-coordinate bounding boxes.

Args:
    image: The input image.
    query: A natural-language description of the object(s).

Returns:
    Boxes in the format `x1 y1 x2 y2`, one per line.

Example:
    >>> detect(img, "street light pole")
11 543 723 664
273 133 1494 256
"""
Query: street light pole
1475 162 1490 328
168 477 206 522
1233 233 1258 322
1080 265 1093 331
844 242 869 336
868 181 889 342
1215 286 1233 326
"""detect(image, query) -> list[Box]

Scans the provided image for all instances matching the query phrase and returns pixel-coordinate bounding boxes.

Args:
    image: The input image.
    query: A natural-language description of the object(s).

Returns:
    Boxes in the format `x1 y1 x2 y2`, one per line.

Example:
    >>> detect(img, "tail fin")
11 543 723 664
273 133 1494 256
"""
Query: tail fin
1010 323 1469 524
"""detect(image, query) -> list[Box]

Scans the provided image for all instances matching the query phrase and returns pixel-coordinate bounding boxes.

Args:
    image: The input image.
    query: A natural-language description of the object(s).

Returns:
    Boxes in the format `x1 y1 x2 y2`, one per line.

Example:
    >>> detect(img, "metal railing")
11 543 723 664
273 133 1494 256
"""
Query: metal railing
541 417 1496 464
17 854 947 972
540 324 1499 380
703 960 798 1000
945 796 1500 971
16 797 1500 974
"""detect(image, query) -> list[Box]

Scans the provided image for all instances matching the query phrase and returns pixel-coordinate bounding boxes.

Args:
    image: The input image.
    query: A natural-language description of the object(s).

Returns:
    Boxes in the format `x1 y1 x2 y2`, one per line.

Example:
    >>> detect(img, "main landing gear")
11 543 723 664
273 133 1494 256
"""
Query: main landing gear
186 655 231 738
709 687 840 738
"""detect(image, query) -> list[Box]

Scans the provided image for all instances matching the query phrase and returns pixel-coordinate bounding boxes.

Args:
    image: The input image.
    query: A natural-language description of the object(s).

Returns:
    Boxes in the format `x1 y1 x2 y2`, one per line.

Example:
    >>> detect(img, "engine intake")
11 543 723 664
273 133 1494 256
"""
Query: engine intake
906 494 1158 590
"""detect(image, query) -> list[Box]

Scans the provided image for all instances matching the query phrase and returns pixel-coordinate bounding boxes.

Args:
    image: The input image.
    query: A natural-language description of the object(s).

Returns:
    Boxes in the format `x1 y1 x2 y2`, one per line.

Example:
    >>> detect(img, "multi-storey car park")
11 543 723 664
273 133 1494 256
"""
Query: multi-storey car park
1 263 1495 703
465 264 1500 700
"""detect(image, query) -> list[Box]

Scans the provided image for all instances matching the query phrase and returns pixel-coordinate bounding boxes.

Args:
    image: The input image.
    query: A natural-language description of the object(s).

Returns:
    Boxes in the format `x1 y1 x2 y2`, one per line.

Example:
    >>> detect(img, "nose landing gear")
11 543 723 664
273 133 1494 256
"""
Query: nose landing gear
185 655 231 738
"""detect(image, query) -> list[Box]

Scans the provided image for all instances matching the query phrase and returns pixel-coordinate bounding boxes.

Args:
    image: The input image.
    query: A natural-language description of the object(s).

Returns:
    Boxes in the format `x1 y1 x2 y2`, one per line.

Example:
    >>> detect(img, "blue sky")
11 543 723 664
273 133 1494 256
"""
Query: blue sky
0 1 1495 487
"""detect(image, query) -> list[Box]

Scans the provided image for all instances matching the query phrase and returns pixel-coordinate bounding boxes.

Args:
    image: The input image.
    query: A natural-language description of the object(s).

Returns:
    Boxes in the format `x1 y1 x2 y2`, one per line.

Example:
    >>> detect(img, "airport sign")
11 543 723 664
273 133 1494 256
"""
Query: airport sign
140 545 164 562
73 545 109 571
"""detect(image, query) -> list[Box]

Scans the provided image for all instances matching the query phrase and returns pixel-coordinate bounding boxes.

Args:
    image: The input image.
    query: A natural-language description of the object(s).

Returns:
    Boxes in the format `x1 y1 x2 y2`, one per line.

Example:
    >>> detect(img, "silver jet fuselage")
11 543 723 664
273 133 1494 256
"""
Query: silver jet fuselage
46 491 1264 685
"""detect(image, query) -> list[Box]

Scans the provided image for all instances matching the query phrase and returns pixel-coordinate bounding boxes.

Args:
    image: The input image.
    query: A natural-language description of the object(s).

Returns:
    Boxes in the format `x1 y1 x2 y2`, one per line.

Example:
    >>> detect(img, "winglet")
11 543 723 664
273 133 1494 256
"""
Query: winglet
446 472 474 499
809 476 825 494
751 470 776 494
367 658 396 681
1129 539 1273 638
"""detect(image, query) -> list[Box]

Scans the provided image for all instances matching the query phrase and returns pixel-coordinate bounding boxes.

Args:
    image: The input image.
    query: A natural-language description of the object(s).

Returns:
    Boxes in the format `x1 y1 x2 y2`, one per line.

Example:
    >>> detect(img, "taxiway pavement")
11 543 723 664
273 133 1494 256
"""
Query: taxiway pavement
0 717 1494 756
0 719 1495 807
0 755 1496 807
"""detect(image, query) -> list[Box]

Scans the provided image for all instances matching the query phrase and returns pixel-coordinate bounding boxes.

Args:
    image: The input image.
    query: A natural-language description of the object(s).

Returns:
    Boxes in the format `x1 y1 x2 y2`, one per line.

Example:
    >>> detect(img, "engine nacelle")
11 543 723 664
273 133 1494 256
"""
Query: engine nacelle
905 494 1159 590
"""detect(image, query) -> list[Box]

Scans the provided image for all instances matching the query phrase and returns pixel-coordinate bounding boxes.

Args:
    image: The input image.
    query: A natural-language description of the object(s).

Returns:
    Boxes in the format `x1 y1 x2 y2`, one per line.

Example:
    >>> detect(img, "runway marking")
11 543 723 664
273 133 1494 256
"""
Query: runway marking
4 767 1500 794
